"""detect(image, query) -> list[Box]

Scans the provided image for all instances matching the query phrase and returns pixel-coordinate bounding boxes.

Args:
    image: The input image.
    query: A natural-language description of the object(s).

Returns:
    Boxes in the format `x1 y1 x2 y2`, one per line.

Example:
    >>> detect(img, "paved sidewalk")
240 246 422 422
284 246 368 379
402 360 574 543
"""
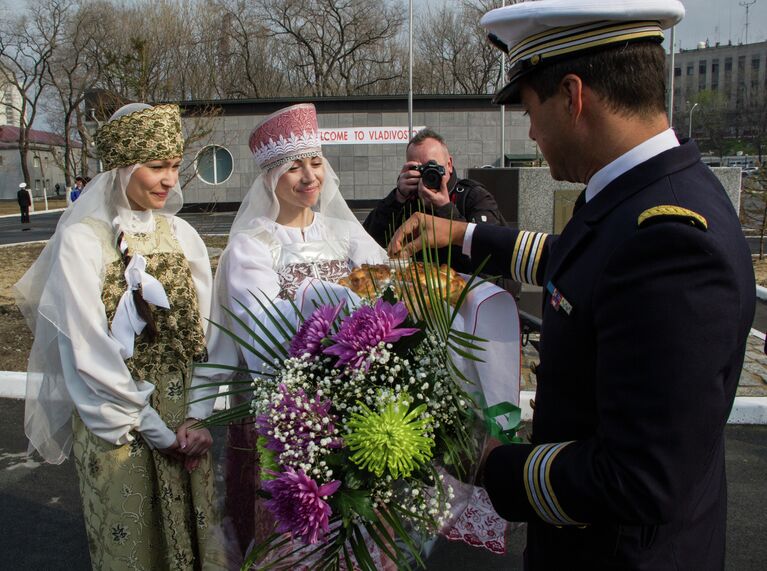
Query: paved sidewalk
1 396 764 570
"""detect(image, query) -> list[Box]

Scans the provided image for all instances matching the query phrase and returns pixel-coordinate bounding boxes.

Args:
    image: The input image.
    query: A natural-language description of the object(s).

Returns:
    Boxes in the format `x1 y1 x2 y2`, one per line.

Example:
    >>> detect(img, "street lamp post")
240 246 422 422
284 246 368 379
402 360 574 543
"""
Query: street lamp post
499 0 506 167
40 154 49 211
688 102 699 139
407 0 413 137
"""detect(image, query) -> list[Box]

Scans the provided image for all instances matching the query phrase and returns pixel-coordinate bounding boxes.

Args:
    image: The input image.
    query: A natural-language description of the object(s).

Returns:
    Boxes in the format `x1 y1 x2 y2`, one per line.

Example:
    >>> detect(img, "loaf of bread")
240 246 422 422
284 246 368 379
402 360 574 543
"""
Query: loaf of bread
338 262 466 307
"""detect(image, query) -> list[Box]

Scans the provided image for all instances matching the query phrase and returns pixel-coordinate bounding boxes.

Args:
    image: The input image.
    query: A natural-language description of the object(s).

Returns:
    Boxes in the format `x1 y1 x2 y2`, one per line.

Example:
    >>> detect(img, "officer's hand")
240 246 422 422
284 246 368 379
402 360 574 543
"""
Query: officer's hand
395 161 421 203
477 437 503 488
418 171 450 209
387 213 467 258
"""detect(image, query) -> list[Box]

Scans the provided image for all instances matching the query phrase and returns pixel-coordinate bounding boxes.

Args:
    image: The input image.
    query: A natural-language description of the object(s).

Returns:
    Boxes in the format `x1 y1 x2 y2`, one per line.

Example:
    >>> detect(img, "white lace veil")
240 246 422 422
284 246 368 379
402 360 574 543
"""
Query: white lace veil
15 103 185 463
230 158 369 242
228 155 386 260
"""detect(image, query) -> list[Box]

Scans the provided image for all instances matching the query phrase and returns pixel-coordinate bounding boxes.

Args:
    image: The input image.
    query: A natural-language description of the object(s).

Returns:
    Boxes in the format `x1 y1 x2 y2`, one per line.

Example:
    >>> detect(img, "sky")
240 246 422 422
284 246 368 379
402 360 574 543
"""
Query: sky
671 0 767 50
421 0 767 51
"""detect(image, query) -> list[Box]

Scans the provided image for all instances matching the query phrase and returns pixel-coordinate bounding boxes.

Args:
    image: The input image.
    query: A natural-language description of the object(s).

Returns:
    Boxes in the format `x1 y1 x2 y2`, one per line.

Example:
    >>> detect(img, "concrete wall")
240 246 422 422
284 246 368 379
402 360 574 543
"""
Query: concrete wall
517 166 742 234
178 96 536 205
515 166 742 301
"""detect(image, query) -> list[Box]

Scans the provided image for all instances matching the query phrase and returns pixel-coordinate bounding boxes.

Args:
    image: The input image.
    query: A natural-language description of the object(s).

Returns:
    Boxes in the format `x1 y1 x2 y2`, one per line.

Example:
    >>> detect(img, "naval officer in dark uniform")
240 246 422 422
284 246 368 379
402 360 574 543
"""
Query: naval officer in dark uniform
388 1 756 569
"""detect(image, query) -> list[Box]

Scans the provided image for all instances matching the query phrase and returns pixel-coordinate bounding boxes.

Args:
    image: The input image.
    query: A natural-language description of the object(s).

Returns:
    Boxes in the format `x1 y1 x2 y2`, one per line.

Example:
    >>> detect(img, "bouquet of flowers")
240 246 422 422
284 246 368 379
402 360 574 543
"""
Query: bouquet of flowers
201 255 520 570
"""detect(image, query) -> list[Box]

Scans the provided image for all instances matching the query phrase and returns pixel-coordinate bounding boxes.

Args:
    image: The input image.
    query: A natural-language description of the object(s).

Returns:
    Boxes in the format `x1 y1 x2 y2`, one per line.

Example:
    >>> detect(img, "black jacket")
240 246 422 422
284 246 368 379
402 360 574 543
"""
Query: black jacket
363 171 505 271
475 141 755 570
17 188 31 208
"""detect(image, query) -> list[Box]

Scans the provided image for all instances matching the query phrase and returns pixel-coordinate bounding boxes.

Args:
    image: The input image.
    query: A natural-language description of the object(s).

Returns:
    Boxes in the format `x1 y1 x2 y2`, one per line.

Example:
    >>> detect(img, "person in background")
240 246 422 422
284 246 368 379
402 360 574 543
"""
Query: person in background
16 103 227 570
363 128 505 272
17 182 31 230
68 175 85 205
389 1 755 569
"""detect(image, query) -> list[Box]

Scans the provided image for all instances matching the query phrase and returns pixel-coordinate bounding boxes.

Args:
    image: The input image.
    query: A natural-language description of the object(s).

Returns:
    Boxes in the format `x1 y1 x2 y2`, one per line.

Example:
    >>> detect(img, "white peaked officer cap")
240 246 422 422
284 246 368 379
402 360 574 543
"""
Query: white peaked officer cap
481 0 685 104
19 182 27 188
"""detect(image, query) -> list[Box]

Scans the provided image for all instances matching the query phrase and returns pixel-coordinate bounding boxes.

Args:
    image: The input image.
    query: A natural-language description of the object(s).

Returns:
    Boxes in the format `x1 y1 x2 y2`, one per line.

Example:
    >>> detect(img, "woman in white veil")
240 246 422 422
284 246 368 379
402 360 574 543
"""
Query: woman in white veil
215 103 387 555
15 103 226 569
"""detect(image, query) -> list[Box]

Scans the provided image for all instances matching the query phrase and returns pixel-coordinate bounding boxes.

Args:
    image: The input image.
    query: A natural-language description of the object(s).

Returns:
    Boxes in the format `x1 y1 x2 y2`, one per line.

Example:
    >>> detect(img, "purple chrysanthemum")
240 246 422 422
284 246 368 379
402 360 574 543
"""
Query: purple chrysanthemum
263 467 341 544
289 302 344 358
256 383 341 461
323 299 419 370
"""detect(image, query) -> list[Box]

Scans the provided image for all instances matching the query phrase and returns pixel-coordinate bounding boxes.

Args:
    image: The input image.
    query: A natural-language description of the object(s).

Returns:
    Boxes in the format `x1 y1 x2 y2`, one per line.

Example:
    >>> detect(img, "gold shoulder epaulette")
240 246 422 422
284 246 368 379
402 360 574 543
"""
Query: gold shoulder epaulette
637 205 708 231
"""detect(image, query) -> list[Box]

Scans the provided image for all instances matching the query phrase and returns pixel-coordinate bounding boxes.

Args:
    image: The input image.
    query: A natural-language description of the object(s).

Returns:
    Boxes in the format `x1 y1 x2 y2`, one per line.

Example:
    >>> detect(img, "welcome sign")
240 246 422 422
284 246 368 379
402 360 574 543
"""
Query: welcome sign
318 126 425 145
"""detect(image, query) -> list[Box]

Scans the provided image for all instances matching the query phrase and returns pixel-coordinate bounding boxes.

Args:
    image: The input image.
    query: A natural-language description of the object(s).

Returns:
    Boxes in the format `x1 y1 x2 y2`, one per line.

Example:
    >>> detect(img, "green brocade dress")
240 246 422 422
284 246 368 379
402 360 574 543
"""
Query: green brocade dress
71 217 221 571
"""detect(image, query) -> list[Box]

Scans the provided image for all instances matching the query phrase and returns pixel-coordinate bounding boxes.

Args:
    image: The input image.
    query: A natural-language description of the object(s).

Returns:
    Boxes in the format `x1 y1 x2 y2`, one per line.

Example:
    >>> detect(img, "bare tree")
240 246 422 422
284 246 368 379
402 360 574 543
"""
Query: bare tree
414 0 503 95
44 0 110 184
0 0 66 189
257 0 404 97
741 169 767 259
692 90 731 158
209 0 286 98
740 86 767 164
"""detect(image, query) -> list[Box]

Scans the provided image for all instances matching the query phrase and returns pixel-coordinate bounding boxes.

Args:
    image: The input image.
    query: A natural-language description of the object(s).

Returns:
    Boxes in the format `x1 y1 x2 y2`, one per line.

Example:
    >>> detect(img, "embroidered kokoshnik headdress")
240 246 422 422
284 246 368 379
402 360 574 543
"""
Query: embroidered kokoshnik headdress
96 104 184 170
248 103 323 171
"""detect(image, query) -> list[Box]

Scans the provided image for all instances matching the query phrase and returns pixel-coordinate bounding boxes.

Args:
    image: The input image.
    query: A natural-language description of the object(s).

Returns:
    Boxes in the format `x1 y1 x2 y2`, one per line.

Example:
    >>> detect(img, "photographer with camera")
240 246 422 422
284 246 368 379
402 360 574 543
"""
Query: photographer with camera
363 128 504 271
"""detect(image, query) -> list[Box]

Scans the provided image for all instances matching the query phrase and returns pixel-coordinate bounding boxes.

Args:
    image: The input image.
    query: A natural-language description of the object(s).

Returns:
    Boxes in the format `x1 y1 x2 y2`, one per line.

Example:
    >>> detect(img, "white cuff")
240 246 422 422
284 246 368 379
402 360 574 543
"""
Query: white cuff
135 404 176 450
462 223 477 257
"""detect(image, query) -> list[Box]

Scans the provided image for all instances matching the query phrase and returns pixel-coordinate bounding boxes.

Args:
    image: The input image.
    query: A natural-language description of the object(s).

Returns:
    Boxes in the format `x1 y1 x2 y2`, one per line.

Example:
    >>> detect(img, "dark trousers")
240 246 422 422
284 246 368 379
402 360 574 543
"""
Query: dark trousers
20 206 30 224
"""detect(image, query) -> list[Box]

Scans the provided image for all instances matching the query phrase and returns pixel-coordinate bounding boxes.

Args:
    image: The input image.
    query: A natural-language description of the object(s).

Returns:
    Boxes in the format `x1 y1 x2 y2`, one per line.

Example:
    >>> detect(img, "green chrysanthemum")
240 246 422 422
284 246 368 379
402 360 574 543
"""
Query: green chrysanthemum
345 397 433 479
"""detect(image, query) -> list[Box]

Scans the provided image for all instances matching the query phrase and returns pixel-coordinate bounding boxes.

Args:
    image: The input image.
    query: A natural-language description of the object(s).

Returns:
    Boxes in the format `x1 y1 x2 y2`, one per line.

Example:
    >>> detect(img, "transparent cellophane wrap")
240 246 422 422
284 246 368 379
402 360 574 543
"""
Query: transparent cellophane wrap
223 261 522 568
337 262 523 555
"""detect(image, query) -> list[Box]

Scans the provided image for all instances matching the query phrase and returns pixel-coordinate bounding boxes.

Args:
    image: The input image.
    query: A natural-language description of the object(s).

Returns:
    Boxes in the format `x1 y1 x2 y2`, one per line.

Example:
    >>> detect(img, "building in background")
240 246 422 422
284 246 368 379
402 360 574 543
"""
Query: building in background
669 40 767 140
85 94 535 208
0 69 23 127
0 126 74 201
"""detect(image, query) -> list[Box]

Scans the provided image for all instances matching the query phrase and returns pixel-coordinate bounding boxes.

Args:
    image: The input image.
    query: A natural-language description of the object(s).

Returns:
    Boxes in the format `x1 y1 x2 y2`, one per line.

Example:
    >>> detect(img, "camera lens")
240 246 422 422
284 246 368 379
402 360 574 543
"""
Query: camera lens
421 168 442 189
419 161 445 190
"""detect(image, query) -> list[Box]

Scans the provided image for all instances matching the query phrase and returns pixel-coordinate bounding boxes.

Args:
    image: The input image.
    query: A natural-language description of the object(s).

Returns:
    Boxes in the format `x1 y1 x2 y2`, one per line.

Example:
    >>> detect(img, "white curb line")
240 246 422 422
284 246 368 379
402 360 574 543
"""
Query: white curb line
0 371 227 410
1 373 764 423
0 208 66 219
516 391 767 424
757 285 767 302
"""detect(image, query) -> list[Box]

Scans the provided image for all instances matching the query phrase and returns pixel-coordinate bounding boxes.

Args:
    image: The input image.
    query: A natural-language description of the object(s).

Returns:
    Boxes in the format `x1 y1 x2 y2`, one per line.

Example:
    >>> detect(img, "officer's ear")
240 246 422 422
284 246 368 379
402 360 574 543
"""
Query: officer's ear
560 74 584 122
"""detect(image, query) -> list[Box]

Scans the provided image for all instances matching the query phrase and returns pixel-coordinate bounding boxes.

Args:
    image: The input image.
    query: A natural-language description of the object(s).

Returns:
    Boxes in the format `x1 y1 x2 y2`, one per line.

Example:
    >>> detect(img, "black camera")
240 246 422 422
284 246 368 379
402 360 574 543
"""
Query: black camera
415 160 446 190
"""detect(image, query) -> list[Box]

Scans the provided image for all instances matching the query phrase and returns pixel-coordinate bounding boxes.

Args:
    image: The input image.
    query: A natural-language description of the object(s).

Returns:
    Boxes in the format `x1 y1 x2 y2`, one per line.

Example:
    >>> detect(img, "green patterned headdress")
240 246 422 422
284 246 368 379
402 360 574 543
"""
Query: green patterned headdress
95 104 184 171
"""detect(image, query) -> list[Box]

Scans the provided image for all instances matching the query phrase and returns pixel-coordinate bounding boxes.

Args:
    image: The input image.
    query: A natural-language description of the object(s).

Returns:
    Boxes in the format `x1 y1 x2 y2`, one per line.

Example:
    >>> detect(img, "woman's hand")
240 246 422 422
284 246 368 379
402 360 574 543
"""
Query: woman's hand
158 440 184 460
184 455 202 473
176 418 213 457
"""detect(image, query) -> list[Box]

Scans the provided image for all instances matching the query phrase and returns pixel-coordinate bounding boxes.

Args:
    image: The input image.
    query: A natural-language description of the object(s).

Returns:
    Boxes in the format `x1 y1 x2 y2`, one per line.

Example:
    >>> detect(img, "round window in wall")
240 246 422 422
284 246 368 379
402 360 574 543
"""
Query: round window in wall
196 145 233 185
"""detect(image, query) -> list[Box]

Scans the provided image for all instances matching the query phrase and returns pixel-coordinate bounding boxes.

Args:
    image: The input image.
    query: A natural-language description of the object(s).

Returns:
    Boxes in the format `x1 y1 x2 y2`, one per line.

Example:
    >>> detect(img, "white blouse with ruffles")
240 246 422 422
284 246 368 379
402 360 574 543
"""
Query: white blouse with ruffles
216 213 387 373
55 210 215 451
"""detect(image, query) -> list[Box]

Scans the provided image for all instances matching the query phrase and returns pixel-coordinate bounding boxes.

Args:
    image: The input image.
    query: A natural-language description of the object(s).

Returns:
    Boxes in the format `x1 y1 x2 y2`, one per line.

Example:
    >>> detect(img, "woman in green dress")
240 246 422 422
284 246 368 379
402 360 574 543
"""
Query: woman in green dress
16 103 227 570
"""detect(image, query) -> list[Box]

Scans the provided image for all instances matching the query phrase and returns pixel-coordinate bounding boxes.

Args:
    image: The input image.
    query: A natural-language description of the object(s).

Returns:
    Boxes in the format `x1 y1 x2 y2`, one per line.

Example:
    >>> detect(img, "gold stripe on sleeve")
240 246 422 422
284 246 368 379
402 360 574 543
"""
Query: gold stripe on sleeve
542 442 588 526
530 232 548 286
510 231 525 282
